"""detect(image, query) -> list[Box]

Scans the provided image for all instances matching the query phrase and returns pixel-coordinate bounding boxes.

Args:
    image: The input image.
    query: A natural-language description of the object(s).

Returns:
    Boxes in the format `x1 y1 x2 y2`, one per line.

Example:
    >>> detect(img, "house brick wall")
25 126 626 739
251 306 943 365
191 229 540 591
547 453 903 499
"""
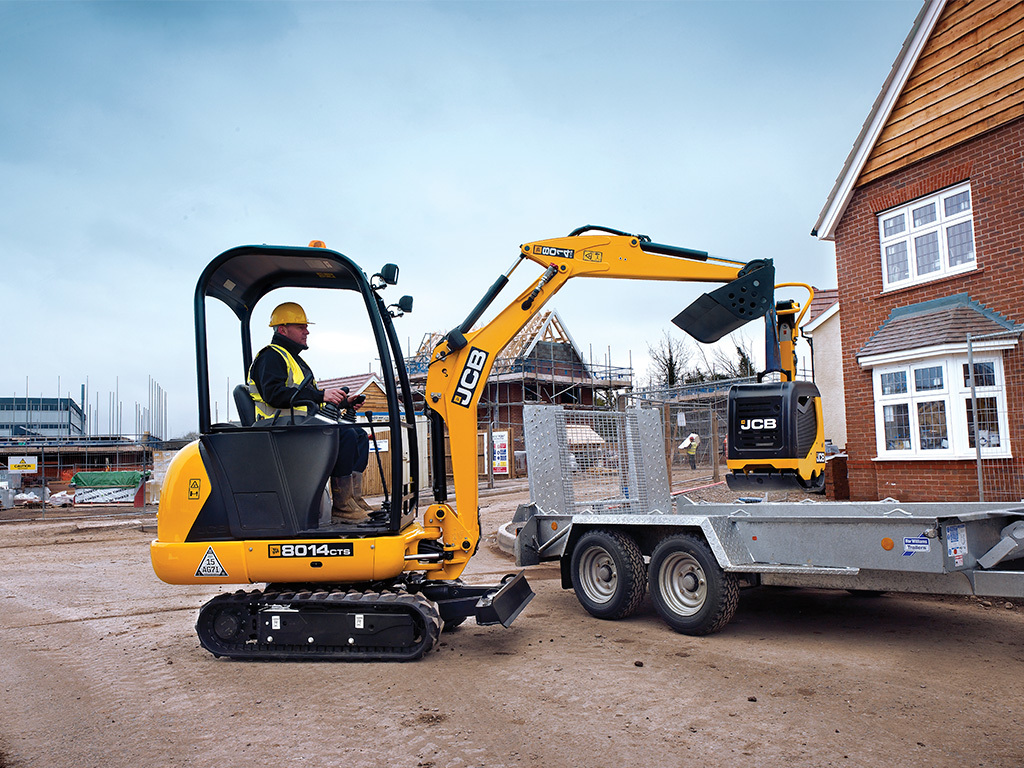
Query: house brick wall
834 116 1024 501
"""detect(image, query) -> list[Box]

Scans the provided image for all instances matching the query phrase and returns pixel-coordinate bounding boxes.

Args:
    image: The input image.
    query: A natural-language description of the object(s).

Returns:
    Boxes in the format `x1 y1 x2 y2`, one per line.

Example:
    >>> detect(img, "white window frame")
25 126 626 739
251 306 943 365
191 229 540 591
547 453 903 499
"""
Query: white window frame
871 352 1011 460
878 182 977 291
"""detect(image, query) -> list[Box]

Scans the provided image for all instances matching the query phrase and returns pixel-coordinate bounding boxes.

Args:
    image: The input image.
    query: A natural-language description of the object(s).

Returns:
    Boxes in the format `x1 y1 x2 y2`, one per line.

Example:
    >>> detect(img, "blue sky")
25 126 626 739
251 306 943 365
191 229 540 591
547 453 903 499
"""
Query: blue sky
1 0 920 437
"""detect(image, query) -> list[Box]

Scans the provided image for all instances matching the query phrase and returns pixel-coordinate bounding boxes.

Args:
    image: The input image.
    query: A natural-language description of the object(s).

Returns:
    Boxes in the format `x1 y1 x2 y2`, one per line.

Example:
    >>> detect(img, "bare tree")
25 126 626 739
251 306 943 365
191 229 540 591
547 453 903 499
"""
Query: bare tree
646 330 693 387
712 333 758 379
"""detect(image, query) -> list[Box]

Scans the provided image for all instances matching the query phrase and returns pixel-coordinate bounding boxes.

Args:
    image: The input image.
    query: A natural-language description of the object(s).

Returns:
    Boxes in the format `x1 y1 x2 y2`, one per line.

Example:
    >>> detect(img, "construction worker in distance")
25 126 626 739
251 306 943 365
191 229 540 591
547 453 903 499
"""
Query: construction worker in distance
679 432 700 470
247 302 372 523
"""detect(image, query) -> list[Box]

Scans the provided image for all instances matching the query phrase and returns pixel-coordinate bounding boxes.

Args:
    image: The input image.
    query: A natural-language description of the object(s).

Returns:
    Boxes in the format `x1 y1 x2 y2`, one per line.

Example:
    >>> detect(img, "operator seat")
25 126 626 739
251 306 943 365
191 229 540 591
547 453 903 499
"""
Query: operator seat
233 384 256 427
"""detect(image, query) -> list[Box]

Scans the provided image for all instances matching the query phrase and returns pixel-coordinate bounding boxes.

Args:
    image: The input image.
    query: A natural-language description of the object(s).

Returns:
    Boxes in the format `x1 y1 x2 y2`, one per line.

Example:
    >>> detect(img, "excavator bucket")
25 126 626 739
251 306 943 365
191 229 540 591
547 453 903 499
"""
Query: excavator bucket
672 261 775 343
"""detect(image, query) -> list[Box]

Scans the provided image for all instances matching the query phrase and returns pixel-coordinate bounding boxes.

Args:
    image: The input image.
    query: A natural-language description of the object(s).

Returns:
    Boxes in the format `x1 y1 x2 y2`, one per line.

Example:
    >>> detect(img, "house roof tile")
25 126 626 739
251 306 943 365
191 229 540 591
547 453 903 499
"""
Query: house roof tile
858 293 1016 358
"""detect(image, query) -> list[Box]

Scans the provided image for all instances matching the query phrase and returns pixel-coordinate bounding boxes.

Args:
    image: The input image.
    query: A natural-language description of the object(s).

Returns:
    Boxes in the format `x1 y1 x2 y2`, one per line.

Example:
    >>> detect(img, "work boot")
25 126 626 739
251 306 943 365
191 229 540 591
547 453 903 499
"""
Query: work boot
351 471 373 511
331 475 367 523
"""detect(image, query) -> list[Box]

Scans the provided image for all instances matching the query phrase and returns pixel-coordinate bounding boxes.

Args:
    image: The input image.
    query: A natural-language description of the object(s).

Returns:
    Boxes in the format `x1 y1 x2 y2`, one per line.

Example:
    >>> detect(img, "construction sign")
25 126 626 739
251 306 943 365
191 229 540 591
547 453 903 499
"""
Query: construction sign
7 456 37 473
491 431 510 475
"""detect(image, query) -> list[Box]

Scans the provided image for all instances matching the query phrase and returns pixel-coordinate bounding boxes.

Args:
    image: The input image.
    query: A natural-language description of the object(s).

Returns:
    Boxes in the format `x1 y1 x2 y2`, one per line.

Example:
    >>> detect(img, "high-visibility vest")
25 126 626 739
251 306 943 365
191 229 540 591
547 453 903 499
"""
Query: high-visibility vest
247 344 310 421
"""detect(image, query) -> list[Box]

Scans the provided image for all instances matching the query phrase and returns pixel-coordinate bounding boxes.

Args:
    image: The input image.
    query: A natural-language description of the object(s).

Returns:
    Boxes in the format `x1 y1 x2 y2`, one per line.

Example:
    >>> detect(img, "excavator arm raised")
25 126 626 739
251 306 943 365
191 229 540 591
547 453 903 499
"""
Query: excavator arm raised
423 227 818 571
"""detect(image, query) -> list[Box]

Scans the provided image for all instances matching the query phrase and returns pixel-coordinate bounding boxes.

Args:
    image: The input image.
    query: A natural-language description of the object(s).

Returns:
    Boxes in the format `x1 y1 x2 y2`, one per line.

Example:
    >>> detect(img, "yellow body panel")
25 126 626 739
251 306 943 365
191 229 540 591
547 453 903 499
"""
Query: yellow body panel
156 441 210 543
152 541 251 584
153 525 428 585
151 497 478 585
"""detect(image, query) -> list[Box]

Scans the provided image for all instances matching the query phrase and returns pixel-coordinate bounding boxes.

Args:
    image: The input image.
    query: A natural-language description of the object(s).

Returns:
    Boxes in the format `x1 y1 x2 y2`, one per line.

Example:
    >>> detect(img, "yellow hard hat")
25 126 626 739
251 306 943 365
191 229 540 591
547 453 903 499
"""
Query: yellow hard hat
269 302 312 327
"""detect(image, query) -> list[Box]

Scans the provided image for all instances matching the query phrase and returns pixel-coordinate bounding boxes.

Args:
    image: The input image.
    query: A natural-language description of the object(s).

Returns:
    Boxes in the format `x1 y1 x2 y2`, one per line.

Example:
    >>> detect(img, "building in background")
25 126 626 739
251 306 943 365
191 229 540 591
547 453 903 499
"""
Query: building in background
405 309 633 454
800 289 846 451
0 397 86 439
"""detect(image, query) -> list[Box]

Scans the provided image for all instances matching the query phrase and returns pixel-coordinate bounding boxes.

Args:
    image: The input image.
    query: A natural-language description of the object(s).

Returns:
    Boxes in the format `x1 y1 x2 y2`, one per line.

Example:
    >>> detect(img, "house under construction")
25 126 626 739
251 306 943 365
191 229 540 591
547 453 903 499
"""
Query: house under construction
405 309 633 454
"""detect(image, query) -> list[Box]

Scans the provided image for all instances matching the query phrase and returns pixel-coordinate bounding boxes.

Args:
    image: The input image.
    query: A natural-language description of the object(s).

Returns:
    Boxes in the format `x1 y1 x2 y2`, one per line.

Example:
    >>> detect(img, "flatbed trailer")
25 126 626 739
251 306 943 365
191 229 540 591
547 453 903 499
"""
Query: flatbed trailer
513 500 1024 635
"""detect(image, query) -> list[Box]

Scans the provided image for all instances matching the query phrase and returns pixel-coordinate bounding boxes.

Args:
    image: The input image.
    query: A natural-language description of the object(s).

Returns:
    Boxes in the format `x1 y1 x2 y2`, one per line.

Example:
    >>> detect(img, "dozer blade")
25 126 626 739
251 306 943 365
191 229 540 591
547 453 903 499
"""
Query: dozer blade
423 571 535 628
673 261 775 343
726 470 825 494
478 571 535 627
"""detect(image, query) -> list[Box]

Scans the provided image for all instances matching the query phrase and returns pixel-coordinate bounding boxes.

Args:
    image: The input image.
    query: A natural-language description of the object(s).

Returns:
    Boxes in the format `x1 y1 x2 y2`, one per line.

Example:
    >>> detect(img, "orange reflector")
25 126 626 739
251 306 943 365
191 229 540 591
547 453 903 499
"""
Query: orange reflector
881 537 895 551
308 240 327 248
551 522 558 531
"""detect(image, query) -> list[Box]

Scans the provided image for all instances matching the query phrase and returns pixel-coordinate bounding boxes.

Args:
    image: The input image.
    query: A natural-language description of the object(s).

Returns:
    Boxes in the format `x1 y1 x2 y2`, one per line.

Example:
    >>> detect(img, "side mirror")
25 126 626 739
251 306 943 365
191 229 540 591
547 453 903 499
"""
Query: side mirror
388 295 414 317
380 264 399 286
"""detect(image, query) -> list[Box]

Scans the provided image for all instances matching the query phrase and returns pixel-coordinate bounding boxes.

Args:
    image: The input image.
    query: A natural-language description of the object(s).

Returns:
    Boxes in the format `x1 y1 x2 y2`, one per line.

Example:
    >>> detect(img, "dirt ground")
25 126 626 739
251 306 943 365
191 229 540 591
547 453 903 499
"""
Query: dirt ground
1 477 1022 768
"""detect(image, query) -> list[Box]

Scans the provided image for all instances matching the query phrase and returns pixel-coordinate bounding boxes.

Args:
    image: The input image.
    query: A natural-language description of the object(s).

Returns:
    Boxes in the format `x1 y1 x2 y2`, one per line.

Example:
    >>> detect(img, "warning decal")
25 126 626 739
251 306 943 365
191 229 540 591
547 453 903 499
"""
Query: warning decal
188 479 201 500
195 546 228 577
946 523 968 558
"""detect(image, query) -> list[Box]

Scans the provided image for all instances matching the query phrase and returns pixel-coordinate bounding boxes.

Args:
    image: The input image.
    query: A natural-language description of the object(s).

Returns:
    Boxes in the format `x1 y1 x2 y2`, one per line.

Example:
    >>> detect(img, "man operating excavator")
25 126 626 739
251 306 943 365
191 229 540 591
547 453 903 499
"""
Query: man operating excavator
247 301 372 522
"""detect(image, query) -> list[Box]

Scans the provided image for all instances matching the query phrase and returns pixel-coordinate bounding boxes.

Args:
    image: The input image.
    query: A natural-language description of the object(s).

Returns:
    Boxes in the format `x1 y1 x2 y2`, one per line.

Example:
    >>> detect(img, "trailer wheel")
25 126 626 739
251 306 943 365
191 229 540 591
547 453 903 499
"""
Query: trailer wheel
648 534 738 635
570 530 646 620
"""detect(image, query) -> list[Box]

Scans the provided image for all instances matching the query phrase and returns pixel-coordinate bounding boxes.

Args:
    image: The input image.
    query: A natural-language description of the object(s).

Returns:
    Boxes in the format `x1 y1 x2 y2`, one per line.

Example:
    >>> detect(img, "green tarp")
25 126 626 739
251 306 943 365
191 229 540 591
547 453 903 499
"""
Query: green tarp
71 471 145 488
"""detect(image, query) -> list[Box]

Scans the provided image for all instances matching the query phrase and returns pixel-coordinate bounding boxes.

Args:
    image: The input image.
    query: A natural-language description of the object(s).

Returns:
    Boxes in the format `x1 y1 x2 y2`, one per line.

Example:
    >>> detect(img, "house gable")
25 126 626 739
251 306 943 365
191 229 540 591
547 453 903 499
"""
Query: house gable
861 0 1024 187
814 0 1024 239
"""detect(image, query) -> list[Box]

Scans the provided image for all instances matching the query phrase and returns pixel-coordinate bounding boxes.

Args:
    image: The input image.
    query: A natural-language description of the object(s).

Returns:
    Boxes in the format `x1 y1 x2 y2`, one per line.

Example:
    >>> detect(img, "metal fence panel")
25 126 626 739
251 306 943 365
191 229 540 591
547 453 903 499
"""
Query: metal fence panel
524 405 671 515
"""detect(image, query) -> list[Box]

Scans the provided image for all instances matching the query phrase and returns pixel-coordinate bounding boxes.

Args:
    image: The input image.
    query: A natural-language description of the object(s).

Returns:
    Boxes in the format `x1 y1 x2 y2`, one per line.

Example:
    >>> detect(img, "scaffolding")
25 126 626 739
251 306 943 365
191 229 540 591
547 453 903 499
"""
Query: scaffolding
405 310 635 465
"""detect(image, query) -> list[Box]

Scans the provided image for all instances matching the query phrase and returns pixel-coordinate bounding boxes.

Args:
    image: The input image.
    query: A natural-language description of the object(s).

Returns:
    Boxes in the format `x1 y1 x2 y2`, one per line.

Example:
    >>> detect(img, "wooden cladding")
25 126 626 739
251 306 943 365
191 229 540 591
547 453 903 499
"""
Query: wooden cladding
858 0 1024 187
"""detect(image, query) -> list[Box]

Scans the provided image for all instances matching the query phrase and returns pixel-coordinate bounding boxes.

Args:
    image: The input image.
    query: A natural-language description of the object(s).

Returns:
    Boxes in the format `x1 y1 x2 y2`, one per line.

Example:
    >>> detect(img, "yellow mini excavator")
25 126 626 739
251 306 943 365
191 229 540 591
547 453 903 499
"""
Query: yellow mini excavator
151 226 824 661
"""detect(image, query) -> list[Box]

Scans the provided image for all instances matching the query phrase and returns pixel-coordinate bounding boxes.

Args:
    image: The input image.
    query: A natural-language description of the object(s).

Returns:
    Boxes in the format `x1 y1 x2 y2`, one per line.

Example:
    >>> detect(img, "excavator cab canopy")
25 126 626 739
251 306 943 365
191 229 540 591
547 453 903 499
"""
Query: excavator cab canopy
192 242 418 533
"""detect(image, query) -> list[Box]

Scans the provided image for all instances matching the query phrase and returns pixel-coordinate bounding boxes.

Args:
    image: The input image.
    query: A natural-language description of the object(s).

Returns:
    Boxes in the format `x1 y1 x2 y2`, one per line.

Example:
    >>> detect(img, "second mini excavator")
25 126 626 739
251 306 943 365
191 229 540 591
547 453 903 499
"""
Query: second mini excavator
151 226 823 662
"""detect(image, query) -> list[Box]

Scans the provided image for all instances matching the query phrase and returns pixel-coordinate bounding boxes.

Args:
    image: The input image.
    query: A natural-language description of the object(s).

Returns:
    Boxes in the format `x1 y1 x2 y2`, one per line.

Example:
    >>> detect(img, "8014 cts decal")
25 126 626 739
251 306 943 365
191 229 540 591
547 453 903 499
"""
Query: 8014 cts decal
269 543 353 558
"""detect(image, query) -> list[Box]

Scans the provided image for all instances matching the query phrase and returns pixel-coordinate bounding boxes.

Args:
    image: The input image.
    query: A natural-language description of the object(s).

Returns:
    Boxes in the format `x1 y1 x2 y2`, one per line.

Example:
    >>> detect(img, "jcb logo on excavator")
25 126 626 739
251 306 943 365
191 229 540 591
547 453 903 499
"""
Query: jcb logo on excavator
739 418 778 431
452 347 489 407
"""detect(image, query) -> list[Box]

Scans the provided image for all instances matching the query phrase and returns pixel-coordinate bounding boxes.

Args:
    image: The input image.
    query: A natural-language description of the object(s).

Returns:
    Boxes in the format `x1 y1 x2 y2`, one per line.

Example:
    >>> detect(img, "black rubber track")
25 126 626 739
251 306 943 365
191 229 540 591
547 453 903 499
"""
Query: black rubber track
195 587 442 661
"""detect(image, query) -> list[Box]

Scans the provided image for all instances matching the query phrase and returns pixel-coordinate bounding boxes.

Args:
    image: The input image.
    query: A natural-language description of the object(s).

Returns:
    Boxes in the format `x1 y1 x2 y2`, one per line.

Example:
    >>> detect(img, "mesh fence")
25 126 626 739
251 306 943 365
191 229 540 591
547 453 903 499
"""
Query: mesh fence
524 406 671 515
625 381 748 487
968 329 1024 501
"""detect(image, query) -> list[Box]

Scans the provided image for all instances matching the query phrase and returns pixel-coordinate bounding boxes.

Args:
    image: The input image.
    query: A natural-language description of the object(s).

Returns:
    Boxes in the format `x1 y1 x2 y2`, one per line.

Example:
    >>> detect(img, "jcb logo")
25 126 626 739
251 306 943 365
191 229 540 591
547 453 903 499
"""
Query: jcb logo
739 418 778 431
452 347 489 407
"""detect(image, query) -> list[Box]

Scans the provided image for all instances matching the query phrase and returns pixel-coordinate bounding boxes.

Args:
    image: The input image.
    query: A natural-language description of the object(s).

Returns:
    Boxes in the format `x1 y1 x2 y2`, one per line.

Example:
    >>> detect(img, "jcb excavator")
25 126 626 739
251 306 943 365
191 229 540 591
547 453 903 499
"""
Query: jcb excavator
151 225 824 661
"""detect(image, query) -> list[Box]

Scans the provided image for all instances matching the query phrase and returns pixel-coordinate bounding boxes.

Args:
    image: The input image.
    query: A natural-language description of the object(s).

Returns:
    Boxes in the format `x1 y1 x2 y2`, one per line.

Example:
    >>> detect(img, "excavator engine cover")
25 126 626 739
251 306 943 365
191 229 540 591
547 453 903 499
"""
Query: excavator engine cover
726 380 825 493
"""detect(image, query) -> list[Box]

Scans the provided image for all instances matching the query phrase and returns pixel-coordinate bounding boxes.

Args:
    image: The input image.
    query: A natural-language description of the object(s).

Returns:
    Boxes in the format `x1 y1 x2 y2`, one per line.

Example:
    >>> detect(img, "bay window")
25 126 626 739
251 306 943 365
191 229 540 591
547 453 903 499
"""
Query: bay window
872 354 1010 459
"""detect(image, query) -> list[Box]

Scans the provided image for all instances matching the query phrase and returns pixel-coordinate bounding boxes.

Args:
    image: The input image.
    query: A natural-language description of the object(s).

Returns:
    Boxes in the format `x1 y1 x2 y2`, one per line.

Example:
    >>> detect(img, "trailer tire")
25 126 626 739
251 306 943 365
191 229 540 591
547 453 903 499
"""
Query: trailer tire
648 534 738 636
570 529 646 620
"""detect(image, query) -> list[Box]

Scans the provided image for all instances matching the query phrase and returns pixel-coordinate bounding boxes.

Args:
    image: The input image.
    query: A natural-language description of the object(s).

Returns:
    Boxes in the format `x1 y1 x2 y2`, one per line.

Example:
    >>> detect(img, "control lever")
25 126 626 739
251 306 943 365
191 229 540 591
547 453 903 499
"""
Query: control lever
334 387 365 423
364 411 391 523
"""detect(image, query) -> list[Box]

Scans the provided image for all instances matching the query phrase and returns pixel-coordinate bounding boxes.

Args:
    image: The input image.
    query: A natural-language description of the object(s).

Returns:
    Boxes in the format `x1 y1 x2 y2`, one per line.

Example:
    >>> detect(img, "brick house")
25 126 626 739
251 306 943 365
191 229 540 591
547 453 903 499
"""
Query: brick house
813 0 1024 501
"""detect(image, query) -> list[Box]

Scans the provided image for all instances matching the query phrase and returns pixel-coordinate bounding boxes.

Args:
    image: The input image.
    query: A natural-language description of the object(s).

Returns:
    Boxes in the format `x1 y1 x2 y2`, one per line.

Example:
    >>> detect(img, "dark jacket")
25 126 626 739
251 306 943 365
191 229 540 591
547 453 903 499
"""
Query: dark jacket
249 332 325 410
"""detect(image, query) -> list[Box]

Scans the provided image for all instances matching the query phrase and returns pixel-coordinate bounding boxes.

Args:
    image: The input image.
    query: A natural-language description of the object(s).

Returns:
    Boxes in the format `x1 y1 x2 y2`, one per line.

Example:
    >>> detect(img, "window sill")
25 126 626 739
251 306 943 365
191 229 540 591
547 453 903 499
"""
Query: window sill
872 452 1011 462
876 265 984 299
